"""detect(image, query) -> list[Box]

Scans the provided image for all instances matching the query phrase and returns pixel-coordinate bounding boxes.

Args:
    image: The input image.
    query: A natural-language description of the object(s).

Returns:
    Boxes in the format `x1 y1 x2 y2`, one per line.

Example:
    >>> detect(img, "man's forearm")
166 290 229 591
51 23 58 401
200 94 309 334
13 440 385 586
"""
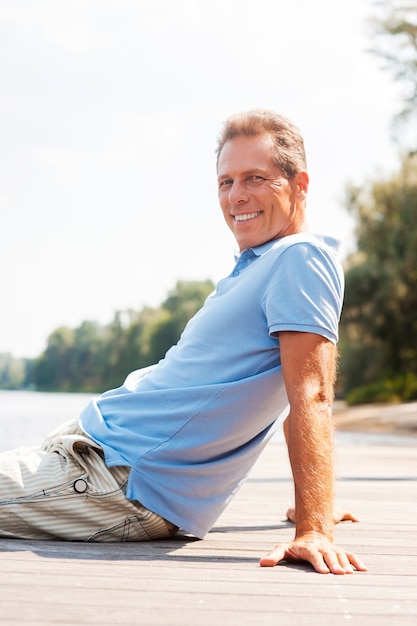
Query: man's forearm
287 400 335 540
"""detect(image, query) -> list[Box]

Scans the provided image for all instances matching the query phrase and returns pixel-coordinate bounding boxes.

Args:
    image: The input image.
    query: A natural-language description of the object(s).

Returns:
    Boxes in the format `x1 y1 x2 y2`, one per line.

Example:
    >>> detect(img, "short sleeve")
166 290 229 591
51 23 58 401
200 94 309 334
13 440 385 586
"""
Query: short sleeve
264 242 344 343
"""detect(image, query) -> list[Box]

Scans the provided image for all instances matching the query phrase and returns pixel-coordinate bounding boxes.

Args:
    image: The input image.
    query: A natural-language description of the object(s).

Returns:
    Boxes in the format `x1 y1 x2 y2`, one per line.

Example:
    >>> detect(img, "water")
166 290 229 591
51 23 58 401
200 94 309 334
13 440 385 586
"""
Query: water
1 390 414 453
0 390 95 451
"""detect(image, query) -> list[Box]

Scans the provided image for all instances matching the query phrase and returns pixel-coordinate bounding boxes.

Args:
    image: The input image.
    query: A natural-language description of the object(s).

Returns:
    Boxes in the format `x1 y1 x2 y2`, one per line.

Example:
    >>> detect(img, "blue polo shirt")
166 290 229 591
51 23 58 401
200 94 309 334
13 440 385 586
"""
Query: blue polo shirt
80 233 344 538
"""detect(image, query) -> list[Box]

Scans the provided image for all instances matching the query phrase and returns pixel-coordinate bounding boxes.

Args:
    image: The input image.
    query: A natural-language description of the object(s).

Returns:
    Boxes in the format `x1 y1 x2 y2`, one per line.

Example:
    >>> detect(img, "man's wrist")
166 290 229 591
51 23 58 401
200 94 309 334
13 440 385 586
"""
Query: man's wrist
295 522 334 541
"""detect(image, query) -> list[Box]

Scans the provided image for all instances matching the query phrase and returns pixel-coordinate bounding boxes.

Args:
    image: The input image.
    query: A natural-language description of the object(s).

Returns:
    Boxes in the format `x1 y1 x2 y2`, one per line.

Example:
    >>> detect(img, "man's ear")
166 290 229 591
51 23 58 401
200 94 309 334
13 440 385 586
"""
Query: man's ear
295 170 309 195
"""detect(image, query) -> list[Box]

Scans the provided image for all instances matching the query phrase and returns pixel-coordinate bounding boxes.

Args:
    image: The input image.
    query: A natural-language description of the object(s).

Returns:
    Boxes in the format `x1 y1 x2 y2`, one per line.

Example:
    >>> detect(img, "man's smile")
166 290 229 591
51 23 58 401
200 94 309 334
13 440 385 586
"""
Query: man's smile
234 211 262 222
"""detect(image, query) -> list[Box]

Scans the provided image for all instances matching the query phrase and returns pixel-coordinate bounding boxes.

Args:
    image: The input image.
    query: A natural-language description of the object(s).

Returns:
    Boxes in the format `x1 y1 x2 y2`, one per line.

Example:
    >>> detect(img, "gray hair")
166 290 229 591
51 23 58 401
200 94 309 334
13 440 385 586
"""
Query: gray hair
216 109 307 179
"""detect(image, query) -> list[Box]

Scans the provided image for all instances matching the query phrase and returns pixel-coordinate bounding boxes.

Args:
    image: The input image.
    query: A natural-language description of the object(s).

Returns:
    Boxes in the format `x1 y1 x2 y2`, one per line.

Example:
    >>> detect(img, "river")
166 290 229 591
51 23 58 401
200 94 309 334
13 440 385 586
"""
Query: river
0 390 96 451
1 390 414 453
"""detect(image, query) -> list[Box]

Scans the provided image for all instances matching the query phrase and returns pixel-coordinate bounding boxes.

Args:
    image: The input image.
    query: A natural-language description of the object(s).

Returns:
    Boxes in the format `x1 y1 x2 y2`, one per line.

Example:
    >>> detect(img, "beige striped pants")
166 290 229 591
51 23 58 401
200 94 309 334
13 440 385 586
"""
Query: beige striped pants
0 419 178 542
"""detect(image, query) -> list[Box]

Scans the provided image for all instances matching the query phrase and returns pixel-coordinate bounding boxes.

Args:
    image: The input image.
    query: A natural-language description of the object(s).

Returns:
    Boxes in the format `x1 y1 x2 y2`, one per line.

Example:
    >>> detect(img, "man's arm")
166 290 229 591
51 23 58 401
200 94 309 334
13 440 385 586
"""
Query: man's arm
259 331 367 574
282 417 359 525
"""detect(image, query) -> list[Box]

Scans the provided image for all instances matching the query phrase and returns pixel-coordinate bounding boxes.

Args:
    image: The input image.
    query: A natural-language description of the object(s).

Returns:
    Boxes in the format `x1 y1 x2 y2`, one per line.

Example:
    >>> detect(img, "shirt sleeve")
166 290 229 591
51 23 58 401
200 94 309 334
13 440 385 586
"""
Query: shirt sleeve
264 241 345 343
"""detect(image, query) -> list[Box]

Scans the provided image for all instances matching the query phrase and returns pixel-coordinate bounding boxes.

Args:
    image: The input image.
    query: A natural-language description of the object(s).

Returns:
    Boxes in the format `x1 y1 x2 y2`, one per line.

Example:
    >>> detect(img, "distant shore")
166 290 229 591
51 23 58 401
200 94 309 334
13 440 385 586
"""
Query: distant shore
333 400 417 437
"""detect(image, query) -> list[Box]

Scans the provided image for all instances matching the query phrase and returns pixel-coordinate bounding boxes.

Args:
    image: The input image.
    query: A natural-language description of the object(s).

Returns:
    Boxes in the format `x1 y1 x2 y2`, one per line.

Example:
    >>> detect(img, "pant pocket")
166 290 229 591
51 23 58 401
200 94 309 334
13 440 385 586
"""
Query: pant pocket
86 508 179 542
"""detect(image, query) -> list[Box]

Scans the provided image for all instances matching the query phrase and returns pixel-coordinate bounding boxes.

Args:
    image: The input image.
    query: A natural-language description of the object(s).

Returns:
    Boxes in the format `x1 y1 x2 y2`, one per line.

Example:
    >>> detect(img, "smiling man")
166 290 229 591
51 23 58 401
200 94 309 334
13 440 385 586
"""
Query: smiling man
0 110 366 575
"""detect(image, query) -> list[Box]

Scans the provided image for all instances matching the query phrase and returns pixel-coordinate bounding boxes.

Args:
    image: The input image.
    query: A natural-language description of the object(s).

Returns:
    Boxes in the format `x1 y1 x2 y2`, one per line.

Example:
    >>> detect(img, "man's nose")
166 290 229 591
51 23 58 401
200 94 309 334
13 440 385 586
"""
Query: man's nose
228 181 248 204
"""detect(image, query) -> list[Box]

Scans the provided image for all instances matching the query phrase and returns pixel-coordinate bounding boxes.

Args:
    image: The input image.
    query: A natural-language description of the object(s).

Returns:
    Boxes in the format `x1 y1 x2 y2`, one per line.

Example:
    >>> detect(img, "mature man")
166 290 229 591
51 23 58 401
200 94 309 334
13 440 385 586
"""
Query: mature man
0 110 366 575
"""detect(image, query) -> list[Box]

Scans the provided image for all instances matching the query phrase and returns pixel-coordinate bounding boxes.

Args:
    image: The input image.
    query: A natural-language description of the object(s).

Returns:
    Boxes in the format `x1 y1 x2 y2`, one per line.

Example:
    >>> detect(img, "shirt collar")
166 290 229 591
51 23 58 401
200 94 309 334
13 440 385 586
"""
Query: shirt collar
234 238 283 262
234 233 341 263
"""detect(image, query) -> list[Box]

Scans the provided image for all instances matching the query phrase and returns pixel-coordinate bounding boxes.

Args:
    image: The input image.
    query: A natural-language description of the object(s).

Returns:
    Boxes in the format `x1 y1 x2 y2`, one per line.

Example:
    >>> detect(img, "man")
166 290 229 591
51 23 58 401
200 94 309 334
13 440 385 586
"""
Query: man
0 110 366 575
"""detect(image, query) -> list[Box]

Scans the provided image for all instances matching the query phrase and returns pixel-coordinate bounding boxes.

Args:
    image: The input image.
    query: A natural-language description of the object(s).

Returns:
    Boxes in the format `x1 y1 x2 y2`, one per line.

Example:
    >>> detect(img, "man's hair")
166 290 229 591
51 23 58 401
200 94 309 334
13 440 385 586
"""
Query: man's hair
216 109 307 179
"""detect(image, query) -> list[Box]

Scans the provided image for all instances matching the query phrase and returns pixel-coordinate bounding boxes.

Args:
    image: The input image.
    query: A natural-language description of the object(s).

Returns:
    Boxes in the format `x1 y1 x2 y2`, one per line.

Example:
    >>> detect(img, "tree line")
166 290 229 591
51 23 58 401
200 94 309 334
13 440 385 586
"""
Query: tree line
0 280 214 393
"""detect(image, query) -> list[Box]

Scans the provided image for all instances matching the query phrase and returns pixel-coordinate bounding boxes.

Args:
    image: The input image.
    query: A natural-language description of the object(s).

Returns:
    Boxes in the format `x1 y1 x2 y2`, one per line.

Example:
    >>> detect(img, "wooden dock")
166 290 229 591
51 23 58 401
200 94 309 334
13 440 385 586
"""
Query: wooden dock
1 431 416 625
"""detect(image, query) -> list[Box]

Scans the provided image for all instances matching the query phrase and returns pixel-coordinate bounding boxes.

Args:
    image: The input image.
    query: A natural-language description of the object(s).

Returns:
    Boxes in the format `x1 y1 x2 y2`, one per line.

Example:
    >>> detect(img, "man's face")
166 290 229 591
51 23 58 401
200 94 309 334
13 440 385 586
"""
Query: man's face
217 133 308 251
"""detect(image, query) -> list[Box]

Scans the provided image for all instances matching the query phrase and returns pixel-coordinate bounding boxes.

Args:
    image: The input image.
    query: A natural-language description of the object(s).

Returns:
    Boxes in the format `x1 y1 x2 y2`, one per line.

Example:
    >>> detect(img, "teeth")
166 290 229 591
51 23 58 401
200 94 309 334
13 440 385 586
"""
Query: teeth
234 212 261 222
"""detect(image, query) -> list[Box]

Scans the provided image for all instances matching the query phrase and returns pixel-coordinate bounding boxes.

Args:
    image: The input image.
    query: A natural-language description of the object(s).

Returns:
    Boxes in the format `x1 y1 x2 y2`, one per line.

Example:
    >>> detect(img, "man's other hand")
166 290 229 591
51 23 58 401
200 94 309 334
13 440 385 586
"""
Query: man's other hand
286 506 360 525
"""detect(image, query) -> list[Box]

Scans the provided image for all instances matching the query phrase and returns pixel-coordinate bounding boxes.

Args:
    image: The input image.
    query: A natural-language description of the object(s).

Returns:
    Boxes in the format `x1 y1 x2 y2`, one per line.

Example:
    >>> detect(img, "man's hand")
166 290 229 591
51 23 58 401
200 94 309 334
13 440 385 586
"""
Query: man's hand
286 506 360 525
259 532 367 574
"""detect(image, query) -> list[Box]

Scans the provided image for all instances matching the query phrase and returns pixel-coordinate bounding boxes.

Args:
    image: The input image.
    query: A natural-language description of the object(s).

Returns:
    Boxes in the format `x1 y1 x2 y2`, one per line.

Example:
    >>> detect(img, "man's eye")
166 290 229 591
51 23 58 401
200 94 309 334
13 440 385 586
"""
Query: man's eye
247 175 264 183
219 179 232 189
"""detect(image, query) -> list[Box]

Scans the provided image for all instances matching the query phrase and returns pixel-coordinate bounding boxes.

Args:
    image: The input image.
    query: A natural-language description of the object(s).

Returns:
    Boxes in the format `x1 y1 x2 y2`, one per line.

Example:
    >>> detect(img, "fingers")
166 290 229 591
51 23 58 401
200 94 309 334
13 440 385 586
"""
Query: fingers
345 551 368 572
320 548 367 574
259 544 287 567
338 510 360 523
333 507 360 523
319 549 351 575
286 507 296 523
260 540 367 574
301 548 333 574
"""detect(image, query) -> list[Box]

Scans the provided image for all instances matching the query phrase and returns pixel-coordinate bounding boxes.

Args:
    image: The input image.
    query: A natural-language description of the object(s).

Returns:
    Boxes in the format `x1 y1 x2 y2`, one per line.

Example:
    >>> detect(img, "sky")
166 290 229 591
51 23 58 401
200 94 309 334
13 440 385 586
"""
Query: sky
1 0 401 358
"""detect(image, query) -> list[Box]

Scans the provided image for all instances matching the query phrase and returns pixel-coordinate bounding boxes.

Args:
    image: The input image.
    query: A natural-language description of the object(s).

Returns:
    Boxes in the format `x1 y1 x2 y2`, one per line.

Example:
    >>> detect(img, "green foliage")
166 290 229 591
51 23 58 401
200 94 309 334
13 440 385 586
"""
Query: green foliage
371 1 417 149
339 4 417 404
0 353 32 390
345 373 417 406
4 279 214 393
339 154 417 401
148 280 215 361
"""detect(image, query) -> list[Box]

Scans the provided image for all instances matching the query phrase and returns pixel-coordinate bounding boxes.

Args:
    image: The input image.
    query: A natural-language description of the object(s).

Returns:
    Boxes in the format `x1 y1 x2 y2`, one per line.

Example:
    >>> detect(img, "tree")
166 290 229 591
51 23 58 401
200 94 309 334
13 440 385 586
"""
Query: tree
33 322 106 391
337 3 417 404
371 1 417 150
71 321 106 391
0 353 31 390
33 326 76 391
147 280 214 364
339 153 417 401
29 279 215 392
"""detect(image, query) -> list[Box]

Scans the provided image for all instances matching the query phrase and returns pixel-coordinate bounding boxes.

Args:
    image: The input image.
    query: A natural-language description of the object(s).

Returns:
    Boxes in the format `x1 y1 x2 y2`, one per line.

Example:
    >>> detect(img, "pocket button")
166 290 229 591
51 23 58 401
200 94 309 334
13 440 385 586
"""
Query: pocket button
73 478 88 493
